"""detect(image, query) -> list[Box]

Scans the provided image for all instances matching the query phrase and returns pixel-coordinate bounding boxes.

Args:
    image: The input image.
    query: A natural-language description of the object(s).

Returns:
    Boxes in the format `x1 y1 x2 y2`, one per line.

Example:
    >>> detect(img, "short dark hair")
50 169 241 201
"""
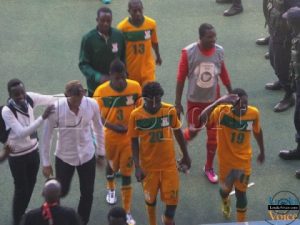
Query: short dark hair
110 59 126 75
128 0 143 9
142 81 164 98
198 23 214 38
97 6 112 17
231 88 248 98
107 207 127 223
7 78 24 94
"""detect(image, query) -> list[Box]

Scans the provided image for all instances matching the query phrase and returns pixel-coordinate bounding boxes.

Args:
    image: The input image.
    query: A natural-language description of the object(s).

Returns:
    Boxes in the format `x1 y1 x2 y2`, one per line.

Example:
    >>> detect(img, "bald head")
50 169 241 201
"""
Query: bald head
42 179 61 203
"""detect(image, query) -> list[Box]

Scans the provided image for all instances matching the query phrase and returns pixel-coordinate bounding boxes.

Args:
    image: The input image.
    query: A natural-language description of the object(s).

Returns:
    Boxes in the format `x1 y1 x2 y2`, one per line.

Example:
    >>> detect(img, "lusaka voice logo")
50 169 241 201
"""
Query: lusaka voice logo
266 191 300 225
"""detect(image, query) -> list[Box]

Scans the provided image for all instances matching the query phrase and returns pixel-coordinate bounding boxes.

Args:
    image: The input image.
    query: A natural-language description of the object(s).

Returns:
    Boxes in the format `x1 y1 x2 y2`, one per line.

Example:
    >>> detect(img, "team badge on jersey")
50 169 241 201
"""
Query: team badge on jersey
161 117 170 127
126 95 134 105
144 30 151 39
239 121 253 131
195 62 215 88
112 43 118 53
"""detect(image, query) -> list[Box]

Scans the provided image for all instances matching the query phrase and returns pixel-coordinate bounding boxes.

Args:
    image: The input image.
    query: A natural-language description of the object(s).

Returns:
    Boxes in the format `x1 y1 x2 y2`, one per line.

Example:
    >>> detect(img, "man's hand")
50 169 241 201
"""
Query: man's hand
135 167 146 182
177 155 191 174
3 144 13 155
217 94 240 105
43 166 53 178
156 55 162 65
96 155 105 169
42 105 55 120
175 103 184 119
257 152 265 164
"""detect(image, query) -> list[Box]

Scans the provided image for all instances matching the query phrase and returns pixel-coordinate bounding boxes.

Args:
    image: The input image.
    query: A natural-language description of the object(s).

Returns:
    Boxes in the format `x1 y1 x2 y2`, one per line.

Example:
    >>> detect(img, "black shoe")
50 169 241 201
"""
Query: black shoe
223 4 243 16
264 52 270 60
295 169 300 179
265 80 282 90
256 37 270 46
273 94 295 112
279 149 300 160
216 0 233 3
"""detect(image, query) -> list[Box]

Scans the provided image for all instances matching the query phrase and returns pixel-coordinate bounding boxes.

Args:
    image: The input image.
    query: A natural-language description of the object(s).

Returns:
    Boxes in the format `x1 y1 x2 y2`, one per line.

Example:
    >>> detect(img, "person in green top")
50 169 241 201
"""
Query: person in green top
79 7 125 97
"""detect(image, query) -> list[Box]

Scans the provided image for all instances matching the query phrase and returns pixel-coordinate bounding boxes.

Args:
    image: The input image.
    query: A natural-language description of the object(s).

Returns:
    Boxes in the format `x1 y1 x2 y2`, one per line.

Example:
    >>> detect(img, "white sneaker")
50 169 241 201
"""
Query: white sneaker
106 189 117 205
126 213 136 225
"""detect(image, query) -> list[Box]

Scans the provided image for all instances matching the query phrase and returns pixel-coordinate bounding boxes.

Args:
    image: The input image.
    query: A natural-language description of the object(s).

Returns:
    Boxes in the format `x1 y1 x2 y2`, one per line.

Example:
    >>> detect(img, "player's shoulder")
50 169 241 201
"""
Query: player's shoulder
126 79 142 88
117 17 130 29
247 105 260 115
94 81 110 94
215 44 224 52
161 102 175 109
161 102 177 113
213 104 232 116
131 105 144 116
111 27 124 36
82 28 98 40
144 16 156 26
184 42 198 51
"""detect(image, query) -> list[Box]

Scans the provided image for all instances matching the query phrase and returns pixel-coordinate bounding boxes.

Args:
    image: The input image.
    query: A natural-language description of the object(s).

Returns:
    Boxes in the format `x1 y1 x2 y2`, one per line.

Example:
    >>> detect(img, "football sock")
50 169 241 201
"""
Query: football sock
236 189 247 222
237 209 247 222
146 205 157 225
162 214 174 225
107 180 115 190
205 143 216 170
121 186 132 213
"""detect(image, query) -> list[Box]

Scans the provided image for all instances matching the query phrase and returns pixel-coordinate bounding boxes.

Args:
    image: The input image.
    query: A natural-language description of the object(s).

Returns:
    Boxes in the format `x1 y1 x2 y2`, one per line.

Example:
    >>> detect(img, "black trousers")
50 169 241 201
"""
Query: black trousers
8 150 40 225
295 78 300 143
55 156 96 225
269 36 292 94
233 0 242 5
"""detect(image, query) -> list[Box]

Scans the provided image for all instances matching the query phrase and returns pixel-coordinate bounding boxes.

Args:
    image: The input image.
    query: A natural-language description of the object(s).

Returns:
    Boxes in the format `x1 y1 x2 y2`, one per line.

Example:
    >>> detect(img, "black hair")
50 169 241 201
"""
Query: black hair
231 88 248 98
110 59 126 75
198 23 214 39
128 0 143 9
97 6 112 17
142 81 164 98
107 207 127 222
7 78 24 94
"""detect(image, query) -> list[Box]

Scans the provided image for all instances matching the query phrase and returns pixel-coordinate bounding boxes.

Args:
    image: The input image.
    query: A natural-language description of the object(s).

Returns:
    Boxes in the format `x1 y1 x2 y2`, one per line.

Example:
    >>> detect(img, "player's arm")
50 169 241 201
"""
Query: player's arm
173 129 191 173
0 145 12 163
128 112 145 182
175 50 188 119
91 100 105 158
2 105 54 139
220 61 232 93
40 111 56 178
131 137 145 182
253 128 265 164
101 117 127 134
199 94 239 128
152 42 162 65
78 36 106 85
